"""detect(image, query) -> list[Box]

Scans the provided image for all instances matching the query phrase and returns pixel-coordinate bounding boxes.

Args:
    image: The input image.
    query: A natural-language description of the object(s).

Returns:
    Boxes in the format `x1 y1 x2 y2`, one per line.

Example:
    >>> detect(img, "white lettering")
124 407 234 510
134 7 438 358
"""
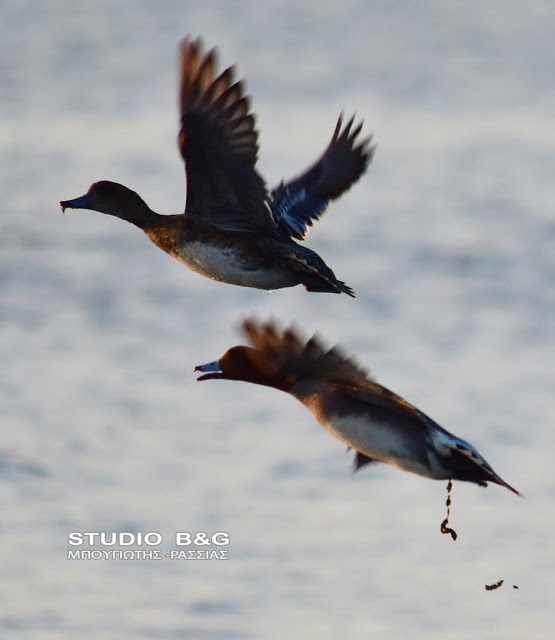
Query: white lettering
83 532 99 544
194 532 210 546
175 532 192 546
68 532 83 546
119 533 135 546
143 532 162 546
100 532 116 546
211 532 230 546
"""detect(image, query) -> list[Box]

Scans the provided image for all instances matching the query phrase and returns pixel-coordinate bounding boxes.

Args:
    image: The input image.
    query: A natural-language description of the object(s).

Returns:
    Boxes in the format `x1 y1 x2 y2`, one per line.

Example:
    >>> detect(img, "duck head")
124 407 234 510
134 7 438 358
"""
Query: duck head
195 346 292 391
60 180 154 227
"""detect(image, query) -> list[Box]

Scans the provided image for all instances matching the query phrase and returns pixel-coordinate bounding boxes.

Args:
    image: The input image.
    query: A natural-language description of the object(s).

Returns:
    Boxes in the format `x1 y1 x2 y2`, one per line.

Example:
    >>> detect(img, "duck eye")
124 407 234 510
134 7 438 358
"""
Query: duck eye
92 181 116 196
227 348 243 362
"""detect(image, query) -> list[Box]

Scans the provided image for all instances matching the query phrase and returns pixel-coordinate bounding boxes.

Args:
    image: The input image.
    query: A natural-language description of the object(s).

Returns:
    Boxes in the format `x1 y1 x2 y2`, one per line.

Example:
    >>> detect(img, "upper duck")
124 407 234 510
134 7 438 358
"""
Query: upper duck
195 319 521 495
60 37 374 296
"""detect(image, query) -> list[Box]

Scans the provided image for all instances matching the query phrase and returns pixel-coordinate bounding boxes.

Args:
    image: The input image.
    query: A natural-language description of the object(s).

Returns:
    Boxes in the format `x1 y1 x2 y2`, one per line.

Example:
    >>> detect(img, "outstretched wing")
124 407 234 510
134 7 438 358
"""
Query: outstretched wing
241 318 371 386
241 321 429 422
269 114 374 240
178 37 277 235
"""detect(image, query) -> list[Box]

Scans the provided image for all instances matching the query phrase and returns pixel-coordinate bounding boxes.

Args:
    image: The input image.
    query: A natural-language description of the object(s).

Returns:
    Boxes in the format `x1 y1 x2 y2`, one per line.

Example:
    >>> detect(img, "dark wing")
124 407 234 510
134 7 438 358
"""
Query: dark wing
240 320 443 464
268 114 375 240
241 320 428 424
178 37 277 235
341 382 420 416
241 318 371 386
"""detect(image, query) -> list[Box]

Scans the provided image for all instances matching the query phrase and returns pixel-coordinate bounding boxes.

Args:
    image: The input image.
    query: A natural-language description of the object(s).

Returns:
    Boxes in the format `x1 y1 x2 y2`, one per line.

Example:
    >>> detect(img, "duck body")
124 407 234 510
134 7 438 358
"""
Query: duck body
294 380 504 484
145 222 349 292
293 379 438 478
171 231 297 290
195 319 521 496
61 37 374 296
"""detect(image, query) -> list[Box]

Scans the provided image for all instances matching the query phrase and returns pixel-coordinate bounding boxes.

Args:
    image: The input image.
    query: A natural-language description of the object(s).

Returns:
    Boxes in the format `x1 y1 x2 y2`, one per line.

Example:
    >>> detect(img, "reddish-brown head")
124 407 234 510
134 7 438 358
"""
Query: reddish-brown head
195 346 293 391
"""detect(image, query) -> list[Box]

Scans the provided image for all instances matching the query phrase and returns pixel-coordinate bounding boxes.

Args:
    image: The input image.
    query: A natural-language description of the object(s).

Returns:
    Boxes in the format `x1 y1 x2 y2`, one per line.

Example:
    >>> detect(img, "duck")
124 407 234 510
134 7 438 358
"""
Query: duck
195 319 521 495
60 37 374 296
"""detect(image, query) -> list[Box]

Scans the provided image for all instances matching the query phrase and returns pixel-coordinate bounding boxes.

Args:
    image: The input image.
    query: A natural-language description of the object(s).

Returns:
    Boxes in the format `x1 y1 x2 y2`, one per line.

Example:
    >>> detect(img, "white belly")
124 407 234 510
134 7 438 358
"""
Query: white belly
171 242 293 290
315 413 433 478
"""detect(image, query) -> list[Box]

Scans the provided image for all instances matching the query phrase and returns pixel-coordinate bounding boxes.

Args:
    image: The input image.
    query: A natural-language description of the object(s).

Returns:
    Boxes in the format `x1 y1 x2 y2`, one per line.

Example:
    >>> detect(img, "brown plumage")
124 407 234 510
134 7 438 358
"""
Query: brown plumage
196 318 521 496
61 37 373 295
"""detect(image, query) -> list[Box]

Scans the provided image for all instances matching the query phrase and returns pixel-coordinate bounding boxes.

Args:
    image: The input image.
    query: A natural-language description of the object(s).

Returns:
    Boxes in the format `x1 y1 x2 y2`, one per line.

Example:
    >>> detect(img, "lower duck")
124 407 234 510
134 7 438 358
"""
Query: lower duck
195 318 521 496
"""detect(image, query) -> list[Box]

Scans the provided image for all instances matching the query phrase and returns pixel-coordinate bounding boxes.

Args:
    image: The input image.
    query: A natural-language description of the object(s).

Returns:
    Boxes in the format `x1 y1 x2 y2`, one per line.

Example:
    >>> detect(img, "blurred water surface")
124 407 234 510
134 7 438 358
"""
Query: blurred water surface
1 1 554 638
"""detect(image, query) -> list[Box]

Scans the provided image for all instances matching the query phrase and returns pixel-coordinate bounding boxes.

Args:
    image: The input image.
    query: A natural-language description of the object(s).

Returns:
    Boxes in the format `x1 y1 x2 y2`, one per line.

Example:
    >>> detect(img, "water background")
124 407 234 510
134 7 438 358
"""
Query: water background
2 1 554 637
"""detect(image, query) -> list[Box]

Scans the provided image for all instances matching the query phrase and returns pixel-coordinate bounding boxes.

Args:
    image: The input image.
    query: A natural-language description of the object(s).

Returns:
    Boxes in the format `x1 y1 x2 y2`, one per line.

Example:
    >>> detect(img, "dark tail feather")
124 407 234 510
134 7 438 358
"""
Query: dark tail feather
304 277 355 297
448 445 522 497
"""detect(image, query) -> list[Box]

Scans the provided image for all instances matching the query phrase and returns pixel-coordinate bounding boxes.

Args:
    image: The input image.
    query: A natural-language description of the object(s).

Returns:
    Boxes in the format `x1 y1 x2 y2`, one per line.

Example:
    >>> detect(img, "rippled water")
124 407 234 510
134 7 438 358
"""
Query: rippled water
2 1 554 638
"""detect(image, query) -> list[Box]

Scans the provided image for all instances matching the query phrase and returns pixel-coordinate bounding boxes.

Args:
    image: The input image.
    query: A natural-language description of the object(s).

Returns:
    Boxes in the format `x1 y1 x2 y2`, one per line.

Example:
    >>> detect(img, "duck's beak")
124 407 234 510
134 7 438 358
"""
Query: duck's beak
60 193 91 213
194 360 223 381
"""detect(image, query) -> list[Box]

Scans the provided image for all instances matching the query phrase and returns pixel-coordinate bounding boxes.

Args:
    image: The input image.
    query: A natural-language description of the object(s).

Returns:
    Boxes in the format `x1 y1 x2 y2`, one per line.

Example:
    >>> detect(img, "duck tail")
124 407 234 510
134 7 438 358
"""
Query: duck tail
447 443 522 497
303 277 355 297
285 243 356 297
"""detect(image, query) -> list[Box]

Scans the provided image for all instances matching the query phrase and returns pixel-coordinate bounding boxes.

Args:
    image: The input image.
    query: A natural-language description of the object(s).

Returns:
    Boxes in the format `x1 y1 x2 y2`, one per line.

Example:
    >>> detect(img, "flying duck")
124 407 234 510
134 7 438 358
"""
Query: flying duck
195 318 521 495
61 37 374 295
